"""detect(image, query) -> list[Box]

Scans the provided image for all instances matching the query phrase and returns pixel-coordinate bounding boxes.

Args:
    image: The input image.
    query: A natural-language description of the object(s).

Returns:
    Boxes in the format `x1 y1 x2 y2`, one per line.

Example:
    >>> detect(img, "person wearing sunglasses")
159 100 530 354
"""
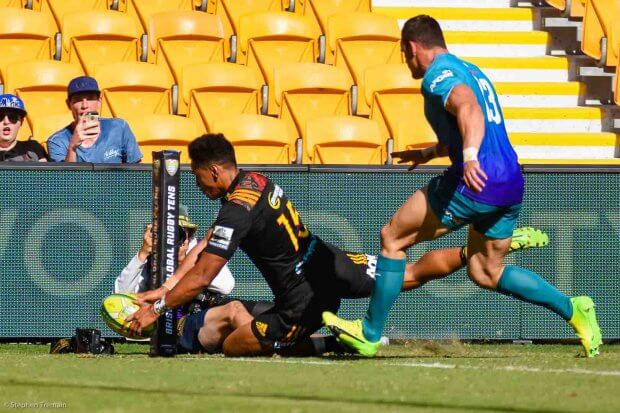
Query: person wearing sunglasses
0 94 48 162
115 204 235 303
47 76 142 163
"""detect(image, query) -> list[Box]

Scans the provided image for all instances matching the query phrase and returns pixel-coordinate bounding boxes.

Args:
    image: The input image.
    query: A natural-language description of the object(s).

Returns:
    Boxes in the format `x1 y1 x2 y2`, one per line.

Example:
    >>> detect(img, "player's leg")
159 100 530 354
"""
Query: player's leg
466 206 601 357
196 301 253 353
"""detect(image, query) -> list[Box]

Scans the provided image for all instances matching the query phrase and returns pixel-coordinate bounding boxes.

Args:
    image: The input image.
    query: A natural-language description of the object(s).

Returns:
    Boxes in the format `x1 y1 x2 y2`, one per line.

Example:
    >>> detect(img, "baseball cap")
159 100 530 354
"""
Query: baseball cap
0 94 26 116
67 76 100 98
178 204 198 231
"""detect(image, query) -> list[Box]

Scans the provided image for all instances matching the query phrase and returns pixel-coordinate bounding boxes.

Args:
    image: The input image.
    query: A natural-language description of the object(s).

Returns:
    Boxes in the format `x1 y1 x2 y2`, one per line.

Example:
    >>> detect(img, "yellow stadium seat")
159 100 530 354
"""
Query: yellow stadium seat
326 12 401 115
61 10 143 75
93 62 173 118
546 0 567 11
32 112 74 144
238 12 318 115
214 0 286 43
125 0 195 32
582 0 620 67
149 11 226 82
304 115 384 164
125 113 201 163
615 62 620 105
43 0 109 31
181 63 262 132
0 8 56 84
273 63 350 147
0 0 27 8
5 60 82 132
211 114 295 164
306 0 370 33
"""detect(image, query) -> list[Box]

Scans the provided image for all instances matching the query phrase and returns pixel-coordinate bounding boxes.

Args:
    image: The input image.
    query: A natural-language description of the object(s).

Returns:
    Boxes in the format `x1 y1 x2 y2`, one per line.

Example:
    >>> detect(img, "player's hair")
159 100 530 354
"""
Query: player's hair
188 133 237 168
401 15 447 50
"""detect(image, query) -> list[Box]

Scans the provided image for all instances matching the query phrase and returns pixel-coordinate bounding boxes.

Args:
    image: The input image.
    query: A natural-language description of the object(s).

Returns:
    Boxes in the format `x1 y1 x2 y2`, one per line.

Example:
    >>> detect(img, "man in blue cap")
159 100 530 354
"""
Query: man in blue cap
47 76 142 163
0 94 48 162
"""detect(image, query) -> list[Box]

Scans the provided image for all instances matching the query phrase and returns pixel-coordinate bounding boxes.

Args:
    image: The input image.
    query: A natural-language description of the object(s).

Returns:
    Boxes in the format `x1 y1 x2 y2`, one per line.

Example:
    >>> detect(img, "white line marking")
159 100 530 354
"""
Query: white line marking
197 357 620 377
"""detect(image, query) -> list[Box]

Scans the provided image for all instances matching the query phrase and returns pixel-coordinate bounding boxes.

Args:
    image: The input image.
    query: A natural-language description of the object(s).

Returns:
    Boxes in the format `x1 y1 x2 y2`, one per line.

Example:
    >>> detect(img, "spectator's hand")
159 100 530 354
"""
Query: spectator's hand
137 224 153 262
69 114 100 150
392 149 432 171
463 160 488 193
135 287 166 305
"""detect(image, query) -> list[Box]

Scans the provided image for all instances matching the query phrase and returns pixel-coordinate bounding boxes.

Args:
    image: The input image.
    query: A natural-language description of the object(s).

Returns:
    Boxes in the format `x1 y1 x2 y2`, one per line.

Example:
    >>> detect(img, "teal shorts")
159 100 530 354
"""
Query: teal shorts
427 176 521 240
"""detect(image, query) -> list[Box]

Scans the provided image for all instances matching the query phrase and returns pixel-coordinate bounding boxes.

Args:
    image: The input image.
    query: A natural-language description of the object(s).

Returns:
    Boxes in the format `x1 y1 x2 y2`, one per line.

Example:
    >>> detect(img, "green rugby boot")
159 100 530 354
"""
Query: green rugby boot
509 227 549 253
322 312 380 357
568 296 602 357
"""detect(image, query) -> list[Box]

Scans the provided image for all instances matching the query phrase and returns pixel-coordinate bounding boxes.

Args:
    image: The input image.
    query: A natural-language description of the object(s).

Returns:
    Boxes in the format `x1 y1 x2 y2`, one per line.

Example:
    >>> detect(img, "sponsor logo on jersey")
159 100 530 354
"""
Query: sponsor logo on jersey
429 69 454 92
268 185 283 209
209 225 234 250
347 253 378 279
255 321 268 337
165 159 179 176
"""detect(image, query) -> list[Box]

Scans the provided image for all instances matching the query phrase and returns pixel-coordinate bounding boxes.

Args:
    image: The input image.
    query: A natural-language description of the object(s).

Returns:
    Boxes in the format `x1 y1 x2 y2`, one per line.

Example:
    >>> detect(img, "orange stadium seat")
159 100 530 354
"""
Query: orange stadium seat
326 12 401 115
0 8 56 84
304 115 384 164
305 0 370 33
273 63 350 148
125 0 195 32
211 114 295 164
32 112 74 144
181 63 263 131
571 0 586 17
60 10 144 75
582 0 620 67
125 114 201 163
237 12 319 115
93 62 173 118
149 11 226 82
4 60 82 134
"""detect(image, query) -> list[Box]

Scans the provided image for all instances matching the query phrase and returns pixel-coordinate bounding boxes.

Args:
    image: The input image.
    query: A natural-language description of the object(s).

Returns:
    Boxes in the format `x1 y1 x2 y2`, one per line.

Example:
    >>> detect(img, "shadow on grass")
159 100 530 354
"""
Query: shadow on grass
2 378 571 413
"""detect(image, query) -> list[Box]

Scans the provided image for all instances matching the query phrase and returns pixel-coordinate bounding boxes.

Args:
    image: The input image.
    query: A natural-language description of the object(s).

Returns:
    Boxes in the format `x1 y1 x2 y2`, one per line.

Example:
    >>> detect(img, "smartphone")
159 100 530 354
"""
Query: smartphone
85 111 99 123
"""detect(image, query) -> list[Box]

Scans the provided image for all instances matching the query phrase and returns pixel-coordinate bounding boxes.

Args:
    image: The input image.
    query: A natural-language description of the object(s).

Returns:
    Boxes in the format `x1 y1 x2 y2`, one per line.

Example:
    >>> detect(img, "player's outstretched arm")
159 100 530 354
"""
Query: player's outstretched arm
445 84 487 192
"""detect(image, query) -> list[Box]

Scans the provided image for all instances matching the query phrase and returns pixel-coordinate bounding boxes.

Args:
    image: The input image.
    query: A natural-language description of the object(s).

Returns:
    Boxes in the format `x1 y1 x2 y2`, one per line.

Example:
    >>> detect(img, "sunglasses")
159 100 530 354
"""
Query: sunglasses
176 226 190 247
0 112 22 124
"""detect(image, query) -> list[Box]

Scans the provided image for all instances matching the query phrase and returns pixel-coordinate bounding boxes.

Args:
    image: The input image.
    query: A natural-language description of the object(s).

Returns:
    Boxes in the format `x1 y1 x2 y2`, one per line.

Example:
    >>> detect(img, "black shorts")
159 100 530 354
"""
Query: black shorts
249 237 376 348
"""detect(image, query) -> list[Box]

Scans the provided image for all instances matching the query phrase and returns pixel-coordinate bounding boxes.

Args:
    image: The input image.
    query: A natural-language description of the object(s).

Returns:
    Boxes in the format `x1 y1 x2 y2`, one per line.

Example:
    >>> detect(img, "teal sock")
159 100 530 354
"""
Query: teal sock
497 265 573 320
362 254 406 342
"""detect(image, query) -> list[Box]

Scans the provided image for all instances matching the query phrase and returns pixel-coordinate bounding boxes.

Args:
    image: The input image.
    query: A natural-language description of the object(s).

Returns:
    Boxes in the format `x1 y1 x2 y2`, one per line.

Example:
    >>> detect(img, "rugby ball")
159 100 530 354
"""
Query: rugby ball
100 293 155 339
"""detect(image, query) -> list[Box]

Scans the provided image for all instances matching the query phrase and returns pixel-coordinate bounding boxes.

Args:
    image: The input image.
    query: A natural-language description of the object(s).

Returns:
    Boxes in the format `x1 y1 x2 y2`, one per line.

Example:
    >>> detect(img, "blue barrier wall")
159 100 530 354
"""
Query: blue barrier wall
1 164 618 339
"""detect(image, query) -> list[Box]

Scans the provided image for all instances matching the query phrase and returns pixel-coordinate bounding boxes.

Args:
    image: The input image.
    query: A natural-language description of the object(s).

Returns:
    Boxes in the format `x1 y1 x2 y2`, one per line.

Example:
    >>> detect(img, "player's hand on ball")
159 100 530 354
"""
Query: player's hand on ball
135 287 165 305
391 150 431 170
463 160 488 193
125 303 158 336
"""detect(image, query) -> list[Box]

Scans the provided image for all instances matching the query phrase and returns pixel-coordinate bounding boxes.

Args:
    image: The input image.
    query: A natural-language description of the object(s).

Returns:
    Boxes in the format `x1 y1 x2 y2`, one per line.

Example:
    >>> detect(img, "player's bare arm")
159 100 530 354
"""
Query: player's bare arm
445 84 488 192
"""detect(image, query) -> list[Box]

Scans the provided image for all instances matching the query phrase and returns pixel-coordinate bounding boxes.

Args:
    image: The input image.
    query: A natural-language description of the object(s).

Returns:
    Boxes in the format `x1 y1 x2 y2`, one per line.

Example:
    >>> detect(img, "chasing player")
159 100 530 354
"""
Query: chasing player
323 15 602 358
126 134 548 357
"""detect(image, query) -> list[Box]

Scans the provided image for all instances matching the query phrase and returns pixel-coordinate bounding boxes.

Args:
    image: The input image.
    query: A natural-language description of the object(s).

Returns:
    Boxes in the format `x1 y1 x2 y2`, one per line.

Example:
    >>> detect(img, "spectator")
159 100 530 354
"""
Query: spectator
0 94 48 162
115 205 235 300
47 76 142 163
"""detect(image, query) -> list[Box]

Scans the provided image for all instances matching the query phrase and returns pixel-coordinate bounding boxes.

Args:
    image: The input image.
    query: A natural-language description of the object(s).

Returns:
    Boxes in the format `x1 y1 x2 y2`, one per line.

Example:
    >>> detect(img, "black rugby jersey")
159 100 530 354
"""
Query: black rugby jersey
203 170 313 309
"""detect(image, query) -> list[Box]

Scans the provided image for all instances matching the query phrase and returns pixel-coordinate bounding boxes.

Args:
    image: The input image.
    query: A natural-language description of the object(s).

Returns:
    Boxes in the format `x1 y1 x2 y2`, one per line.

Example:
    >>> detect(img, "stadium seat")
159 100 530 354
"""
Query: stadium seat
213 0 286 46
570 0 586 17
43 0 109 31
326 12 401 115
545 0 567 10
181 63 263 132
0 0 27 8
32 112 74 144
237 12 319 115
211 114 295 164
148 11 226 82
615 62 620 105
305 0 371 33
93 62 173 118
273 63 350 143
581 0 620 67
60 10 144 75
125 0 195 32
4 60 82 132
304 115 384 164
0 8 56 85
125 114 201 163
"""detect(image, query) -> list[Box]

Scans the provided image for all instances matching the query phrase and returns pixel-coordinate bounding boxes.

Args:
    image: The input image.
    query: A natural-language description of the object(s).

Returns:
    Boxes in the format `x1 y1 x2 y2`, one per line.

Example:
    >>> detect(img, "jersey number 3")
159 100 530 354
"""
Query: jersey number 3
474 77 502 125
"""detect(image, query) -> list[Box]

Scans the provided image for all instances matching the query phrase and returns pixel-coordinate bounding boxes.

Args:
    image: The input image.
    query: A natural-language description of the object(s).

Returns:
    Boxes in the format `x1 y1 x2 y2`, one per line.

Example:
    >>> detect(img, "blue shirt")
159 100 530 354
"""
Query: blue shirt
422 53 524 206
47 118 142 163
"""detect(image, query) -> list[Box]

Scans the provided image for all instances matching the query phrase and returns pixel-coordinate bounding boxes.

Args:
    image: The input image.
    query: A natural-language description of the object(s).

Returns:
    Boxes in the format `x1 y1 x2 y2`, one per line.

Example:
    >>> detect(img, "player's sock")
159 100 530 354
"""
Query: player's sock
497 265 573 320
362 254 407 342
177 309 208 353
309 336 341 355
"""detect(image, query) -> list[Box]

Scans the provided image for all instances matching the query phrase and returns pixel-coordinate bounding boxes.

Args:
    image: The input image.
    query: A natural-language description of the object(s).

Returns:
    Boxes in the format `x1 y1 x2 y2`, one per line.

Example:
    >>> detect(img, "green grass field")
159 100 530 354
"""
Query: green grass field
1 342 619 412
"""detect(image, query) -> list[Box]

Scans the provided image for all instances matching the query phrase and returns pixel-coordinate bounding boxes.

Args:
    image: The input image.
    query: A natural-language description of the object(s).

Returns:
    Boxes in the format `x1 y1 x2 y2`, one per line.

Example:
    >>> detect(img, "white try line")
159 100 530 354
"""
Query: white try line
197 357 620 377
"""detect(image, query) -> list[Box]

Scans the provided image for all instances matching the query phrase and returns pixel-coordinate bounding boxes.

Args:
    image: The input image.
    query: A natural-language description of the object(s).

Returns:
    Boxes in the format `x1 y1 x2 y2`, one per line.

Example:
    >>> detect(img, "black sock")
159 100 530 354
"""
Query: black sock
310 335 341 355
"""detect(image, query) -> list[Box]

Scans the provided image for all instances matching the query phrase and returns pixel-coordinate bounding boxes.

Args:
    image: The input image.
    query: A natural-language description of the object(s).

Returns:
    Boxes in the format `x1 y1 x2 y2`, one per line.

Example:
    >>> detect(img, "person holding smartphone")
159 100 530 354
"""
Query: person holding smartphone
47 76 142 163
